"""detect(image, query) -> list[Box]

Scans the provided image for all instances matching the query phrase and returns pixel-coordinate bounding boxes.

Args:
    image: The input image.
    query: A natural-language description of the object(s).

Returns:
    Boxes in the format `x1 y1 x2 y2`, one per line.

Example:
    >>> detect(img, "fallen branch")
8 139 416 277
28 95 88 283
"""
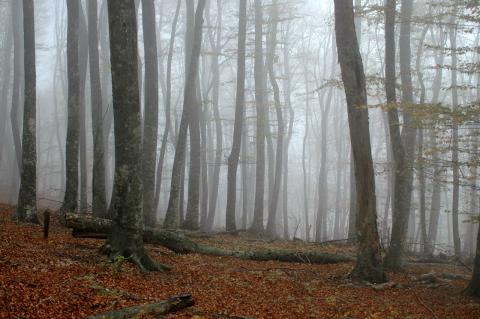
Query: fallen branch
85 294 194 319
66 213 354 265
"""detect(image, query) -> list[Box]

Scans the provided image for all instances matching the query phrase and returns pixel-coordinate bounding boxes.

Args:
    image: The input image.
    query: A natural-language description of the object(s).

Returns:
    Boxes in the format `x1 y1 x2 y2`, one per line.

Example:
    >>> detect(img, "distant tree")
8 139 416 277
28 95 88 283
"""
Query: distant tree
61 0 80 217
333 0 386 283
225 0 247 232
250 0 267 235
104 0 167 271
15 0 38 224
88 0 108 217
164 0 207 229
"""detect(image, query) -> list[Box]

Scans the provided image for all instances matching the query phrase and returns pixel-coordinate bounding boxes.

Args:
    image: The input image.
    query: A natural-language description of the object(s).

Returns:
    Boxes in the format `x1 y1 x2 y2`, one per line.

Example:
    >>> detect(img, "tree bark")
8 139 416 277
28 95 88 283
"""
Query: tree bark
105 0 167 272
225 0 247 232
85 294 194 319
61 0 80 217
15 0 38 224
334 0 385 283
88 0 107 218
79 4 89 214
141 0 159 227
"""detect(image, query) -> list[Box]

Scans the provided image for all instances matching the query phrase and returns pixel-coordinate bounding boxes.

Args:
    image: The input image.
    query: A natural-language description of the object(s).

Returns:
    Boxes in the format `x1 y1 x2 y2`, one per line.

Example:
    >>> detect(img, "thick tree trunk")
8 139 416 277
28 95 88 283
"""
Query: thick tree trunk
15 0 38 224
250 0 267 235
465 223 480 296
88 0 107 218
141 0 159 227
225 0 247 232
334 0 385 283
0 10 12 166
61 0 80 217
105 0 167 272
66 213 353 265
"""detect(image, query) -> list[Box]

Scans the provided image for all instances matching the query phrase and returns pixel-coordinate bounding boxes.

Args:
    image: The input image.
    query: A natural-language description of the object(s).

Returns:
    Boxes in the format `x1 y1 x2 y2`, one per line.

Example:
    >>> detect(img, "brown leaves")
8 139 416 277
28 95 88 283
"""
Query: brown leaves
0 205 479 319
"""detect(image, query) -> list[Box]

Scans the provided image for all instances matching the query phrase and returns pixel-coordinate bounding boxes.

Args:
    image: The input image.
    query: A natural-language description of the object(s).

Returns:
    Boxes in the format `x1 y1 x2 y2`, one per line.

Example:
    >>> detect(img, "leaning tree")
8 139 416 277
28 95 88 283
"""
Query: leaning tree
333 0 386 283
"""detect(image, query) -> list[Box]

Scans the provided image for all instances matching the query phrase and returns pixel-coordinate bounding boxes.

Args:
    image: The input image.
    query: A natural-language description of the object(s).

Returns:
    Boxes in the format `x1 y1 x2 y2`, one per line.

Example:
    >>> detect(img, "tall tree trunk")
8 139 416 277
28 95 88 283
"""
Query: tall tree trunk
334 0 385 283
79 4 89 213
225 0 247 232
250 0 267 235
302 64 310 241
164 0 206 229
104 0 168 272
10 0 23 177
0 7 12 165
416 23 429 254
88 0 107 217
266 0 284 239
205 0 223 231
61 0 80 216
154 0 181 213
449 10 461 258
141 0 159 227
281 25 293 240
183 0 207 231
385 0 417 269
15 0 38 224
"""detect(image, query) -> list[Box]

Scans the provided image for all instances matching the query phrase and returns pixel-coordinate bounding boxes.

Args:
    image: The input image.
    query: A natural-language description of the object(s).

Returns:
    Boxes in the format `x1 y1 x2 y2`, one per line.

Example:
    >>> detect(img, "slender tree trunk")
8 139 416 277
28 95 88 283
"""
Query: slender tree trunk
250 0 267 235
266 0 284 239
302 65 310 241
141 0 159 226
205 0 223 231
334 0 385 283
79 5 89 213
15 0 38 224
88 0 107 217
164 0 207 229
416 23 429 254
225 0 247 232
10 0 23 176
281 26 293 240
449 11 461 258
385 0 417 269
183 0 207 230
0 8 12 165
154 0 181 213
61 0 80 216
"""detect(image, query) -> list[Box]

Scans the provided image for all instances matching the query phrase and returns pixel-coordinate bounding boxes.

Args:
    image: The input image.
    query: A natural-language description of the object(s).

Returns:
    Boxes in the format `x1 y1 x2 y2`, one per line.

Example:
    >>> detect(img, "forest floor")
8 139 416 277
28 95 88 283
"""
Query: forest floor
1 204 479 319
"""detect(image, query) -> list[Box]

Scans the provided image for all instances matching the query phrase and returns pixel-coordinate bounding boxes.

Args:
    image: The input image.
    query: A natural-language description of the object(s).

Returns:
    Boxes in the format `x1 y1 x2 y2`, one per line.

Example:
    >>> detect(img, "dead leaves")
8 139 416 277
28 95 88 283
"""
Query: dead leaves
0 205 479 319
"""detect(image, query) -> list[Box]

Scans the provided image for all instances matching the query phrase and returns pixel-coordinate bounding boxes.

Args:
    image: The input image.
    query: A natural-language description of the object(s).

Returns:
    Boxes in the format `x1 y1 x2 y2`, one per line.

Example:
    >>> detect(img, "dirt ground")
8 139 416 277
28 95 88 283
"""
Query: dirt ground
1 204 479 319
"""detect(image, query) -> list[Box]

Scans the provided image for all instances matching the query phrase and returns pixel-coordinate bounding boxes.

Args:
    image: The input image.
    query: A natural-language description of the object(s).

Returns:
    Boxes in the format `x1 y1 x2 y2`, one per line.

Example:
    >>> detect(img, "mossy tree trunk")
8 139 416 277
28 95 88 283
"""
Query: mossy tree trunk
15 0 38 224
105 0 167 271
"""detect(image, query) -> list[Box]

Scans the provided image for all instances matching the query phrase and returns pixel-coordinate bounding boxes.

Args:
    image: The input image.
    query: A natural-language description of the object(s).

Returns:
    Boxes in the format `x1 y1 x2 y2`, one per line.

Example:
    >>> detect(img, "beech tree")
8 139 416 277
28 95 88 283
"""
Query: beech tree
15 0 37 224
333 0 385 283
103 0 168 271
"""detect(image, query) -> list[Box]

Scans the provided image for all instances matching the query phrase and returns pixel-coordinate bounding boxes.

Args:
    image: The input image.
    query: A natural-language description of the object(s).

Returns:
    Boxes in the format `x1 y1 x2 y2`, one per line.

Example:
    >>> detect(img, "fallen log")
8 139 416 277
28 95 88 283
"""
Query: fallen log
66 213 354 265
85 294 194 319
